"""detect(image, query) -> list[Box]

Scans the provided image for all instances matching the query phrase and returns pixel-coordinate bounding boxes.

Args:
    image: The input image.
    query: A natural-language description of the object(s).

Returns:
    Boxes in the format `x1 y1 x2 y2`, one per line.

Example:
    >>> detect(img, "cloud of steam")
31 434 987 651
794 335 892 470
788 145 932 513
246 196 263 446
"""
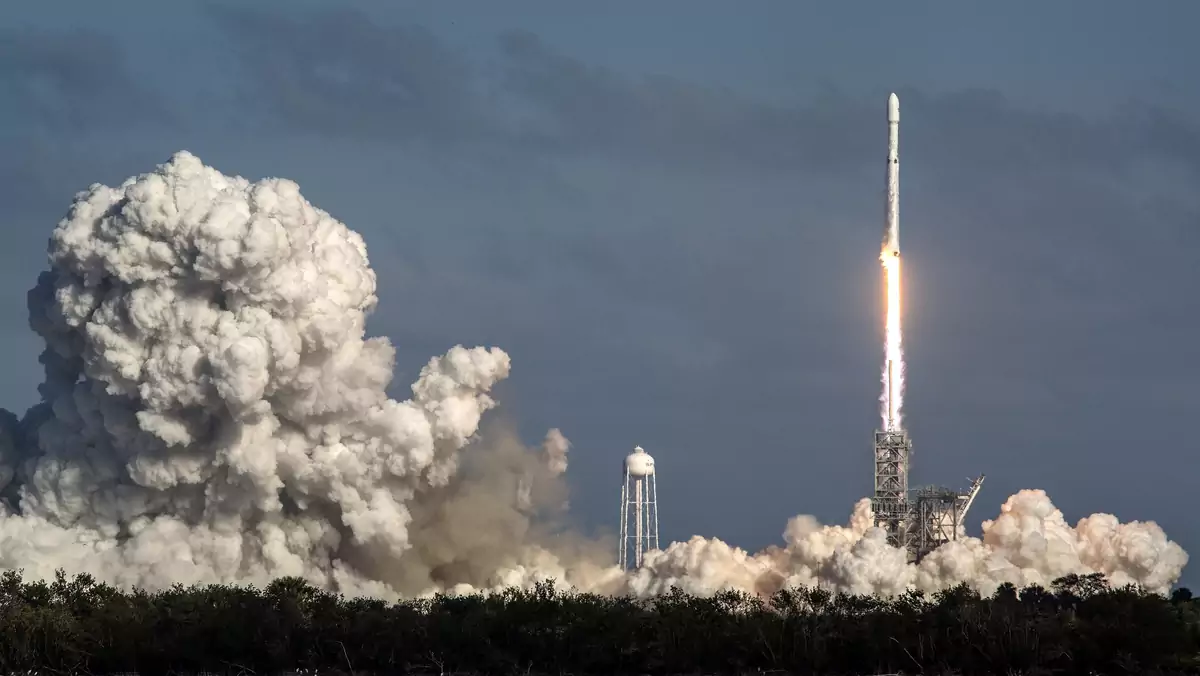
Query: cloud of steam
625 490 1186 598
0 151 517 595
541 428 570 475
0 153 1186 601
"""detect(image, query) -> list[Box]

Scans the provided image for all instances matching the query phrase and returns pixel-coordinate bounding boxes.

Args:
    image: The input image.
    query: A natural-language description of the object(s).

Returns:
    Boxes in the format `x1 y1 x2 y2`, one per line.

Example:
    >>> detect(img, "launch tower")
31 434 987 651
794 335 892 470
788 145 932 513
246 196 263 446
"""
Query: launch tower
618 445 659 571
873 429 912 549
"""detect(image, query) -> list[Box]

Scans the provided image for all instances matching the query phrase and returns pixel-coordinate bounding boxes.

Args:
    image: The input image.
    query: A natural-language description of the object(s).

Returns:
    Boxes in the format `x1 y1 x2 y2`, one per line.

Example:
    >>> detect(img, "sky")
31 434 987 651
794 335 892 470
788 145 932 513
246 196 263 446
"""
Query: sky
2 1 1199 586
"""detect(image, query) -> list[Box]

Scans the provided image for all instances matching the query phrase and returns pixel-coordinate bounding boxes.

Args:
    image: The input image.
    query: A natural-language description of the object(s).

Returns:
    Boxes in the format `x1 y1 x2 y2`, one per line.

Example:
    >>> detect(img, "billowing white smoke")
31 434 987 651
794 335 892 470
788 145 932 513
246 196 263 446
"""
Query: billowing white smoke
917 489 1187 595
626 490 1186 598
0 151 529 596
0 152 1186 601
541 428 570 475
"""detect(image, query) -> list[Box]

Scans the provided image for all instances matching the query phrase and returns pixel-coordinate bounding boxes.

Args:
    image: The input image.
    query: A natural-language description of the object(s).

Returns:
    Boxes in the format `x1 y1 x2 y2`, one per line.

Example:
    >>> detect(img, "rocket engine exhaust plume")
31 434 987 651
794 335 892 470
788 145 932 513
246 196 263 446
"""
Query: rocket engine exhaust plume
0 152 1186 601
881 254 903 431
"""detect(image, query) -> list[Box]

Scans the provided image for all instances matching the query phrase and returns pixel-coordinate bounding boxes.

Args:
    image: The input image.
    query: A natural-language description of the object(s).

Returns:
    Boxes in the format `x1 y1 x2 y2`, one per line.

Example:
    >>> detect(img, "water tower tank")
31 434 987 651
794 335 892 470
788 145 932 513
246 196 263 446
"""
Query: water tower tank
625 445 655 477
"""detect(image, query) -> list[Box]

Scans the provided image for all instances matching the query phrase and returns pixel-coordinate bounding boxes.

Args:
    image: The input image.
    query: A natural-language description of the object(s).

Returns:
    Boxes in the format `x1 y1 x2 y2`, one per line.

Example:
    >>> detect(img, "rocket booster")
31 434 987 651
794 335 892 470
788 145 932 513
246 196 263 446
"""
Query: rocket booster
883 93 900 257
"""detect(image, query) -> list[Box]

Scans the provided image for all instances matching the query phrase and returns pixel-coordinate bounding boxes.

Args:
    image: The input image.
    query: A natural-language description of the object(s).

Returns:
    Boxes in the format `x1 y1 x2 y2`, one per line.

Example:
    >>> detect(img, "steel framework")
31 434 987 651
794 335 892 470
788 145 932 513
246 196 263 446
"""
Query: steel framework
872 429 986 563
910 475 986 561
872 429 912 550
618 459 659 571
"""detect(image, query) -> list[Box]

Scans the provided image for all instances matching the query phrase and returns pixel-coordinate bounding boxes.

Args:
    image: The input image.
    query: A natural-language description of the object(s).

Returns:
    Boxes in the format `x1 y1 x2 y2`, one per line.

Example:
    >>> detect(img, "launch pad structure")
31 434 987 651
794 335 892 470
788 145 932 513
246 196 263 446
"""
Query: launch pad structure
873 428 985 563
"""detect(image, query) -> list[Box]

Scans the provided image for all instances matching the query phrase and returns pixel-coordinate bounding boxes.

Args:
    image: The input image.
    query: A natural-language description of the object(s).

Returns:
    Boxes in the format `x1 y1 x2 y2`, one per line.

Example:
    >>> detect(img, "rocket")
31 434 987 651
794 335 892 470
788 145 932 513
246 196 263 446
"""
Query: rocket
883 92 900 258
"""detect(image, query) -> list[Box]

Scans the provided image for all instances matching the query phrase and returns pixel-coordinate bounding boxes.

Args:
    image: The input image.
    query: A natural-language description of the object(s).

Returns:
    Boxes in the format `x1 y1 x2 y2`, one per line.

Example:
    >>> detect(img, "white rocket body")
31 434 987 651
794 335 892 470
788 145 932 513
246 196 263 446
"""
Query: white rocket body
884 93 900 257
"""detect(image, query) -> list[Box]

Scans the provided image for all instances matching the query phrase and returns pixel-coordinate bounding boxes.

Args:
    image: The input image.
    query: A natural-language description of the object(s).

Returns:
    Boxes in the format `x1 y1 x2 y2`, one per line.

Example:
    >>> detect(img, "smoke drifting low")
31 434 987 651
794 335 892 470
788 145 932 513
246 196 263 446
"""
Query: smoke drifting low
0 154 1186 599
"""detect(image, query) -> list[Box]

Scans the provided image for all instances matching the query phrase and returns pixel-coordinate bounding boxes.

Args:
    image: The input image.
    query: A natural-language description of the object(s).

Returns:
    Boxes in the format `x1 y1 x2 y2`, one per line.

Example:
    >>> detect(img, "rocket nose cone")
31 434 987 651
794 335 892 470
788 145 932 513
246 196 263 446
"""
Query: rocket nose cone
888 93 900 122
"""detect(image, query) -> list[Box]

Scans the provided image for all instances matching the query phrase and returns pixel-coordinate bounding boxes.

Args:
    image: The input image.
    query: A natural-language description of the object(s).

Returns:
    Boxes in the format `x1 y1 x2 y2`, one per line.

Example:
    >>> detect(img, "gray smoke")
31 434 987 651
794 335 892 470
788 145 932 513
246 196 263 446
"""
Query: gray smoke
0 153 1186 601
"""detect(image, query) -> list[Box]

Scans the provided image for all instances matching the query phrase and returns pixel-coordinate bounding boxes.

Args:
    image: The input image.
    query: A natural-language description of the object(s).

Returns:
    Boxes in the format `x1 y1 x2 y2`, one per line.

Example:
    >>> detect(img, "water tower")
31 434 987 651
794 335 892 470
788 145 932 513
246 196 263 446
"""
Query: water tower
618 445 659 571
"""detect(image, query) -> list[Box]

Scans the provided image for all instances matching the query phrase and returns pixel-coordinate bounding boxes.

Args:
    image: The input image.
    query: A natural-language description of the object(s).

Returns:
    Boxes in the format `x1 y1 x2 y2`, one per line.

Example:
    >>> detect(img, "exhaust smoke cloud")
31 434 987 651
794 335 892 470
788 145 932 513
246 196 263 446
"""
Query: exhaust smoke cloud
0 153 1185 600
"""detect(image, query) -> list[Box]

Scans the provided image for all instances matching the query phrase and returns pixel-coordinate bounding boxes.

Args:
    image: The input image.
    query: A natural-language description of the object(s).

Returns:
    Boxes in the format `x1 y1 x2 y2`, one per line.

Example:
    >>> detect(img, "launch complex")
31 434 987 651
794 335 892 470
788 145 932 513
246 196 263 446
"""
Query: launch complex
873 93 985 563
618 93 986 571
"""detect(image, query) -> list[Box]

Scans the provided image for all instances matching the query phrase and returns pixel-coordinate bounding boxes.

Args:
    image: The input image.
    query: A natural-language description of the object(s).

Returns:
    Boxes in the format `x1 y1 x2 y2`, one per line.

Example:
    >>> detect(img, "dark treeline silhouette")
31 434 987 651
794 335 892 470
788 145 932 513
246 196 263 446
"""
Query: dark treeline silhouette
0 569 1197 675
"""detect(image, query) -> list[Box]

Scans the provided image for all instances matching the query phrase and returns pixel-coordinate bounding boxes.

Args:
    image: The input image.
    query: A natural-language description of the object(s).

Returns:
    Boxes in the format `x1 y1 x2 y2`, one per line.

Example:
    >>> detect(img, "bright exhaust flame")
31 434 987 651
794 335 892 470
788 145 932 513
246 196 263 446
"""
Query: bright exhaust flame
881 251 904 431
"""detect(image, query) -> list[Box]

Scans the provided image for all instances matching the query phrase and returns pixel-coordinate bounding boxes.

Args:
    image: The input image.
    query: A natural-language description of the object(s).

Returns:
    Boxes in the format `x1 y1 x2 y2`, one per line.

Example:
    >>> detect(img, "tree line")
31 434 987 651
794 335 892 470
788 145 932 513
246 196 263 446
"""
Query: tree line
0 568 1197 675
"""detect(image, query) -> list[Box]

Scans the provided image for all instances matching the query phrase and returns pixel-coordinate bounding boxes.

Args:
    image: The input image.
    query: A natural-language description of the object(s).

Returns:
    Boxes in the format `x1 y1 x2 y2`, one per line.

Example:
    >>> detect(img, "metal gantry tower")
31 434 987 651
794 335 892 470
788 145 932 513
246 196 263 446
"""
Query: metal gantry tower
618 445 659 571
911 476 986 559
872 428 912 550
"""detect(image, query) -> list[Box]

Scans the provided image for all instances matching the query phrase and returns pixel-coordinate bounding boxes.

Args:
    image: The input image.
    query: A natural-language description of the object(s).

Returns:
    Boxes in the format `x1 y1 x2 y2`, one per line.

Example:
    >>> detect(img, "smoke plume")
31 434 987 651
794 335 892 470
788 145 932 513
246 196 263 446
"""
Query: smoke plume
0 153 1186 600
625 490 1186 598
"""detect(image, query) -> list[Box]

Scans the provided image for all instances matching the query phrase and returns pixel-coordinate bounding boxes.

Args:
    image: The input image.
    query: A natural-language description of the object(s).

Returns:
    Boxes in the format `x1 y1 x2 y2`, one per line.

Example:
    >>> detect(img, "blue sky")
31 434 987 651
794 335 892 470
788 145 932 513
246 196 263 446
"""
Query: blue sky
3 1 1199 585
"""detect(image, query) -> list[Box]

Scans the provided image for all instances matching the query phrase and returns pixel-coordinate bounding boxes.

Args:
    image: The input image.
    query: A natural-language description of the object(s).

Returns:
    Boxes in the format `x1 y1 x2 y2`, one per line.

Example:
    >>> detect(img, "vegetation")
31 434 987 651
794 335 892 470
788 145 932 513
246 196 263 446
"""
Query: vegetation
0 569 1197 675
